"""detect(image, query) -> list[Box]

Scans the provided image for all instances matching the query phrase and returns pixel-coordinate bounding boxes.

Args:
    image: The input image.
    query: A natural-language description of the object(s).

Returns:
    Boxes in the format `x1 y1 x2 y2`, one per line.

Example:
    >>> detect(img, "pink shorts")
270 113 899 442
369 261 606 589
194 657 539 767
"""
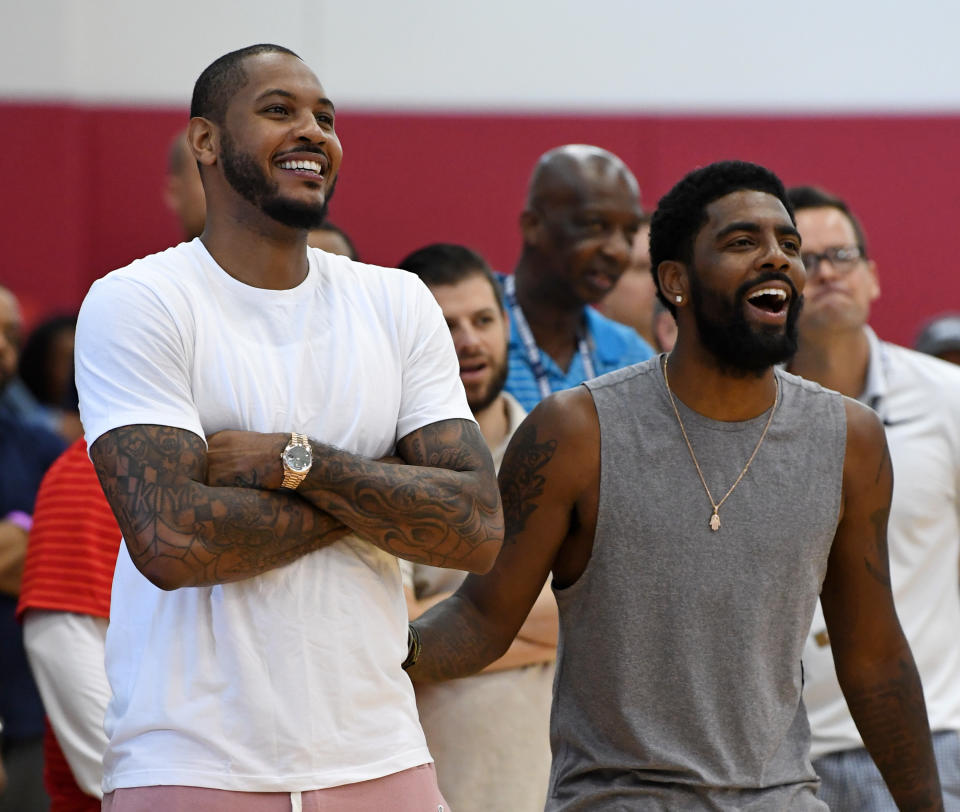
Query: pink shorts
101 763 450 811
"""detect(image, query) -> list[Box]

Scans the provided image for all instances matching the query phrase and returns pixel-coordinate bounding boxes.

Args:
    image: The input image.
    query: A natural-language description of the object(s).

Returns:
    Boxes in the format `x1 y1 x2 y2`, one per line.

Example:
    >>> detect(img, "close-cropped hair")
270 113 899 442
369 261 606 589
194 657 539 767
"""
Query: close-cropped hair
649 160 793 313
190 44 300 123
398 243 504 311
786 185 869 258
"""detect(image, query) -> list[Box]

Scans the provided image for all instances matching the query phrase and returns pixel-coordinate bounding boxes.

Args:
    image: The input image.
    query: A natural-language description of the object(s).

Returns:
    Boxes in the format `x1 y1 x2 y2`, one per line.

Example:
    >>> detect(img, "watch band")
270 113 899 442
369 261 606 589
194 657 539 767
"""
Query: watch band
281 432 311 490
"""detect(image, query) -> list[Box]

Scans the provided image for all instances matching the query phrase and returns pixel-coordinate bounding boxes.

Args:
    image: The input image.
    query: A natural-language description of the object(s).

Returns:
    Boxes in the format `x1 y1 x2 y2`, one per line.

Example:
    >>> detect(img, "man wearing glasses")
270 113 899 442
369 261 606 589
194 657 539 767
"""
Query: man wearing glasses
788 186 960 809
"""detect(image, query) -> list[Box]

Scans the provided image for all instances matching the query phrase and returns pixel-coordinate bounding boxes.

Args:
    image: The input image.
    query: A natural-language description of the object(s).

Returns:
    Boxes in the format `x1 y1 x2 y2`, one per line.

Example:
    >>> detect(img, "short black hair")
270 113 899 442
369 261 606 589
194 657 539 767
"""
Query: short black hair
398 243 504 311
786 185 869 259
190 44 301 123
18 313 78 408
649 160 793 315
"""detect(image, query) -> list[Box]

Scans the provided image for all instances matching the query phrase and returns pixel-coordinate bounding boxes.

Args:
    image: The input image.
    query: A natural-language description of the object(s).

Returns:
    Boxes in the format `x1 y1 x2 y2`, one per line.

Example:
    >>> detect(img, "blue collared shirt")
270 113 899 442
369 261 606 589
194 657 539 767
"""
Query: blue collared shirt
504 301 654 412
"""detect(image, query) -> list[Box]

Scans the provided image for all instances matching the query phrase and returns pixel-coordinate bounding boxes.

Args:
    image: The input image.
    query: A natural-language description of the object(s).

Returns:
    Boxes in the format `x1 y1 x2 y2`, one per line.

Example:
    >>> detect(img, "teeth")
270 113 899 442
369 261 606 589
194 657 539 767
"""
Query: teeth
748 287 787 301
279 160 323 175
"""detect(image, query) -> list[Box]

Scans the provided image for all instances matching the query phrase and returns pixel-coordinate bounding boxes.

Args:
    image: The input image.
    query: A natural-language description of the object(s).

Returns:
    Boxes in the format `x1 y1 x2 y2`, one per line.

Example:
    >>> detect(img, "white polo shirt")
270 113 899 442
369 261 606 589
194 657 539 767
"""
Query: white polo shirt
803 327 960 758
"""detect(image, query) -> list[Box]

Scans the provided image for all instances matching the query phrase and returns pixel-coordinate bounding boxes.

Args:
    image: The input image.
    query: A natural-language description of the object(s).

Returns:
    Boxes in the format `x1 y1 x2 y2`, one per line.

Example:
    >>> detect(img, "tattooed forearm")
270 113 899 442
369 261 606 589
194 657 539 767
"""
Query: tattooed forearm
409 593 509 682
91 425 349 589
842 658 943 809
297 419 503 573
498 421 557 542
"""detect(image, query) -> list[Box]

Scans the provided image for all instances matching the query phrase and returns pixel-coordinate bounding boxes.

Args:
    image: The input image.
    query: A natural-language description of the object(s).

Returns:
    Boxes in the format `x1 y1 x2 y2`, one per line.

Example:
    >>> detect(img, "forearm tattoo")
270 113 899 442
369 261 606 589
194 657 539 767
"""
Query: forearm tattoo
91 425 348 587
299 419 503 569
845 658 943 808
410 594 508 682
498 421 557 543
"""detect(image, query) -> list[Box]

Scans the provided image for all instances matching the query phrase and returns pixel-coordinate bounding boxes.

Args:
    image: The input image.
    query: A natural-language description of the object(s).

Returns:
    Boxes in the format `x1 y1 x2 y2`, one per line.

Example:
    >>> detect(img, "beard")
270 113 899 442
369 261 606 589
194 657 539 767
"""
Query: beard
465 354 509 414
220 130 332 230
689 269 802 376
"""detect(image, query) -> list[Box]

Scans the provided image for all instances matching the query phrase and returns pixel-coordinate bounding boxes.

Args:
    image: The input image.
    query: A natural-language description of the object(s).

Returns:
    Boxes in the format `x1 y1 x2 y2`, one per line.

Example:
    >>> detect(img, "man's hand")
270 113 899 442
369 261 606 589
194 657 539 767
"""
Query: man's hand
206 430 287 490
0 518 29 596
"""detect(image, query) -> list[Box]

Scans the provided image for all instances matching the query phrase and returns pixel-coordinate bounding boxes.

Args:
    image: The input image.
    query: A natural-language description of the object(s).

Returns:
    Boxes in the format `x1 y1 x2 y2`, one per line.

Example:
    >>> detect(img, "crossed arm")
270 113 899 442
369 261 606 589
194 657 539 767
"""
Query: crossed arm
91 418 503 590
821 399 943 809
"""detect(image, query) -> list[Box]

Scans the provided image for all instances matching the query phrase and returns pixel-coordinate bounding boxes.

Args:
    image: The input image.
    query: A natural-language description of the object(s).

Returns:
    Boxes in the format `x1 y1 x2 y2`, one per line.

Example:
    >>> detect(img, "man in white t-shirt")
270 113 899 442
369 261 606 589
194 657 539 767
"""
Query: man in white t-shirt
74 44 503 812
398 243 558 811
787 185 960 810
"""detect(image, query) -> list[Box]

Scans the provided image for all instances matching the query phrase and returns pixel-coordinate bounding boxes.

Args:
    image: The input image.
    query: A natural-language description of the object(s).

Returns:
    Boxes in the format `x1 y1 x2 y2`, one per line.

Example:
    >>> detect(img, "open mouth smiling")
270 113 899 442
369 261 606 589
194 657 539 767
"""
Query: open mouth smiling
746 287 788 315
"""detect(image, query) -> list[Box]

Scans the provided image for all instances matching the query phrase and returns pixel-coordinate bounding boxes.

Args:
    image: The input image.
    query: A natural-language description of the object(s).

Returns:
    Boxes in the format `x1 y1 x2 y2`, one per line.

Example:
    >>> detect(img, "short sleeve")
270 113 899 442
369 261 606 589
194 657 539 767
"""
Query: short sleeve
75 274 205 448
395 278 474 441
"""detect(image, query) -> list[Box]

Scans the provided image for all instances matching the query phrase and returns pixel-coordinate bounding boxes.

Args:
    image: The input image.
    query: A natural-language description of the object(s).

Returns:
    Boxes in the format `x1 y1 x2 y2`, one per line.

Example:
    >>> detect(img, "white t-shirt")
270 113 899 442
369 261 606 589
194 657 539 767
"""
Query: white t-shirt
803 328 960 759
75 239 473 793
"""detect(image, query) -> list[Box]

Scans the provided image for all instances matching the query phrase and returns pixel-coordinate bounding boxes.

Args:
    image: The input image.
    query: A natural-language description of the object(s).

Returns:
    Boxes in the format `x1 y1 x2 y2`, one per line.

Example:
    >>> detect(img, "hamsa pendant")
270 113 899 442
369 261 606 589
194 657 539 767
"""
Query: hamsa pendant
709 512 721 531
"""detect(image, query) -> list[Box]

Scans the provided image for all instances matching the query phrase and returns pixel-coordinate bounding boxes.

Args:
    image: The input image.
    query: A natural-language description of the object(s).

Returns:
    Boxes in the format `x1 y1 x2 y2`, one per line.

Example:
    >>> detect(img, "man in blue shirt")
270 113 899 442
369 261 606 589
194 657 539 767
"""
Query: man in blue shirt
502 144 653 410
0 285 66 811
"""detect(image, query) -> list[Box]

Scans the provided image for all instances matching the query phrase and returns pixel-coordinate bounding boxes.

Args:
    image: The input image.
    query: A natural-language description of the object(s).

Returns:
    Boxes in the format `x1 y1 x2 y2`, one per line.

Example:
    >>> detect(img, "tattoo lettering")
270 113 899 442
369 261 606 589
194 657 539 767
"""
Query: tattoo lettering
91 425 348 588
498 421 557 543
864 507 892 588
844 658 943 808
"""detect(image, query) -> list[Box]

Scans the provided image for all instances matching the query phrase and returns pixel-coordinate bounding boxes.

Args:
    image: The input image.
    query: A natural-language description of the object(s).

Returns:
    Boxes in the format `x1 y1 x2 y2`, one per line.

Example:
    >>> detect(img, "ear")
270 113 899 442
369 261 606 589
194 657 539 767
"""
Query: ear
519 209 542 246
188 117 218 167
657 260 688 306
864 258 880 301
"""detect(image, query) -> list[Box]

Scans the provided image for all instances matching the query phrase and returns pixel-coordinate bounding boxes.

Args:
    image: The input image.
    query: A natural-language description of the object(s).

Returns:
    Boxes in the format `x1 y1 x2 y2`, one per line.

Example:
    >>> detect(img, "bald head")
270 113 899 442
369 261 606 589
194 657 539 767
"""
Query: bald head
525 145 639 212
517 145 643 307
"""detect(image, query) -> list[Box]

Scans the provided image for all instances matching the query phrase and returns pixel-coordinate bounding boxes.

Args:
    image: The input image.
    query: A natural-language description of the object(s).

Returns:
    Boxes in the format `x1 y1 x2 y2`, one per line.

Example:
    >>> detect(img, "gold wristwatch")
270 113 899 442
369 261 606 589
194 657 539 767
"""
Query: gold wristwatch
280 432 313 490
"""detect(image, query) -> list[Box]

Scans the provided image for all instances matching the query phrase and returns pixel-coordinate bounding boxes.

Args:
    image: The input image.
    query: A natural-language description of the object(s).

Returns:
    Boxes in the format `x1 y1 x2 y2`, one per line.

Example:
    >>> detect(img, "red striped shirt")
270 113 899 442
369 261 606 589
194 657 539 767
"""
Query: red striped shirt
18 438 120 620
17 437 121 812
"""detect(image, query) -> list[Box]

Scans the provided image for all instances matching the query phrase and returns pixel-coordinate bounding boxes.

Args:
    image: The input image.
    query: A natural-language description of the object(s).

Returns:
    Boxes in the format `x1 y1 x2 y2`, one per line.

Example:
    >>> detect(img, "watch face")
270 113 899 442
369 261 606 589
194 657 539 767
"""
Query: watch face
284 445 312 472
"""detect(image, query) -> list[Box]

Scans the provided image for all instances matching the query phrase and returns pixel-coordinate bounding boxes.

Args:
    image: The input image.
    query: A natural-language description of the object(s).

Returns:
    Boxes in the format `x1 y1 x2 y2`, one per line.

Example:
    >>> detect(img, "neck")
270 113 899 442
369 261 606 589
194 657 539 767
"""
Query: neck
663 338 780 421
473 394 511 451
788 325 870 399
512 264 585 368
200 207 310 290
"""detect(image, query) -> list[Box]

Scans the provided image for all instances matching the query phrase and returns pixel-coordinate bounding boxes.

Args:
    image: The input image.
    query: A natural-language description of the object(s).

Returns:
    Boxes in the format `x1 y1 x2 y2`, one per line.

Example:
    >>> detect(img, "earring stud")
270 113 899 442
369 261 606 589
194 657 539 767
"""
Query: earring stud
675 295 682 303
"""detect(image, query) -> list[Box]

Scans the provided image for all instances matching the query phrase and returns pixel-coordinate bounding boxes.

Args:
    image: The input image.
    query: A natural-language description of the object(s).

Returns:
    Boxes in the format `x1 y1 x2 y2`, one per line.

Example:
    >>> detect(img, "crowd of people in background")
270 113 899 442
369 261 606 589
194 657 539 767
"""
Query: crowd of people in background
2 42 960 811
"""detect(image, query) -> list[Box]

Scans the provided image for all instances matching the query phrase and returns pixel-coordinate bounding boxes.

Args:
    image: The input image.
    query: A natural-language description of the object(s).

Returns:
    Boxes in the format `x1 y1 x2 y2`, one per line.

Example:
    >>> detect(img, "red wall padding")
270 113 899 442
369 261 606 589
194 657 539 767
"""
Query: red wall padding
3 103 958 346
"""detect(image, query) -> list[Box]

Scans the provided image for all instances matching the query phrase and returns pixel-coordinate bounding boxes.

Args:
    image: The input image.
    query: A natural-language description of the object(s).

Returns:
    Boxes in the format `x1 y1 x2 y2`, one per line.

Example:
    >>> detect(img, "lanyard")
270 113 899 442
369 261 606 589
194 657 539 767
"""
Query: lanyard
503 275 596 400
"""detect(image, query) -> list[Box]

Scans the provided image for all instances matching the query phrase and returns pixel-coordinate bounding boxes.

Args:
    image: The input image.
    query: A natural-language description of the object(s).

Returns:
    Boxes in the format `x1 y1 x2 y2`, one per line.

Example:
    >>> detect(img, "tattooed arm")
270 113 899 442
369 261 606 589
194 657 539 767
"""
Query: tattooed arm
90 425 351 590
206 418 503 574
820 399 943 810
407 388 599 682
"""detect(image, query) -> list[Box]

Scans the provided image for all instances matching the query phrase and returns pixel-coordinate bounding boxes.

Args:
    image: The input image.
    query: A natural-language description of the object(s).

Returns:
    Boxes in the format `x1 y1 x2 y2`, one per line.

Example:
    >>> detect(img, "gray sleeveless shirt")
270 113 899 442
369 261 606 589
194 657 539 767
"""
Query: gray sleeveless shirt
548 358 844 811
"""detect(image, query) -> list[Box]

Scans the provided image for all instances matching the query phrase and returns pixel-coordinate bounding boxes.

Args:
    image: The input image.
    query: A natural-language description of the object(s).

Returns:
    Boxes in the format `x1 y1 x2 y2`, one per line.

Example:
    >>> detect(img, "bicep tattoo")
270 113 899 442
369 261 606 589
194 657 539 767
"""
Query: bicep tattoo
498 421 558 542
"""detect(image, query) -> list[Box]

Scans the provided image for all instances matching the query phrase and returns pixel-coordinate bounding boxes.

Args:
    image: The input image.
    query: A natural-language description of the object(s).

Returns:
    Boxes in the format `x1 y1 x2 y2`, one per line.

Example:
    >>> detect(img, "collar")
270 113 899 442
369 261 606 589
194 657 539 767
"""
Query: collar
861 325 888 410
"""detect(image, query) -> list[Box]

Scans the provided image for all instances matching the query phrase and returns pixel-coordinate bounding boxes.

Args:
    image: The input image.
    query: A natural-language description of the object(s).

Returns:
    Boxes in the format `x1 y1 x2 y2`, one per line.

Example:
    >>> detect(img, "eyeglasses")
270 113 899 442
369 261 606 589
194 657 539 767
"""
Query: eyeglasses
801 246 863 275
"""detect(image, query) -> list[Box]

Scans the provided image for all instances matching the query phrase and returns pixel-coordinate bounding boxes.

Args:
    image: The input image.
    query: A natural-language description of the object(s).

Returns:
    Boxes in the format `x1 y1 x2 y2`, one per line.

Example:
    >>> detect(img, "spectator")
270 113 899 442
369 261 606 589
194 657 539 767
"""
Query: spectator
0 285 66 812
399 243 556 812
17 316 81 443
914 313 960 366
788 184 960 809
308 221 358 260
502 144 653 410
18 439 119 811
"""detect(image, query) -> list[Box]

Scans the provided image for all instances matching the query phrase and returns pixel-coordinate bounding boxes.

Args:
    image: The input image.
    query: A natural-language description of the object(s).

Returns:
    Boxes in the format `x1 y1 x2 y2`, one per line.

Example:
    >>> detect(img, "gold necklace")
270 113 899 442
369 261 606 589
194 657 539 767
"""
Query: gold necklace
663 356 779 532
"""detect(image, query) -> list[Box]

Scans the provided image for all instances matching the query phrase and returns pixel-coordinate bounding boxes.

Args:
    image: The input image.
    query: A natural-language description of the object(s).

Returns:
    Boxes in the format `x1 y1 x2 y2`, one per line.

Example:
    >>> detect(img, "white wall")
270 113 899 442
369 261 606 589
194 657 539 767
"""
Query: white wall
3 0 956 111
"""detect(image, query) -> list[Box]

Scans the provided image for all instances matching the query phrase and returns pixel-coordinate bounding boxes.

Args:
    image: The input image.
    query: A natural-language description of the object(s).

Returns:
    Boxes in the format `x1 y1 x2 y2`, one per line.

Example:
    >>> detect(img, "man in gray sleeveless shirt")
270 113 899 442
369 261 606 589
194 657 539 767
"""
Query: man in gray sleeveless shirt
407 161 944 810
